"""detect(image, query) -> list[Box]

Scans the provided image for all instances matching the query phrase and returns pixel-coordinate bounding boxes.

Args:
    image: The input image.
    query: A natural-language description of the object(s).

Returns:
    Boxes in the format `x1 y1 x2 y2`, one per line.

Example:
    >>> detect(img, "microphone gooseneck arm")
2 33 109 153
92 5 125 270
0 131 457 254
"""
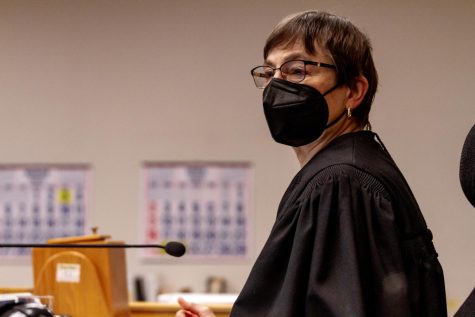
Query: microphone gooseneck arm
0 241 186 257
1 244 162 248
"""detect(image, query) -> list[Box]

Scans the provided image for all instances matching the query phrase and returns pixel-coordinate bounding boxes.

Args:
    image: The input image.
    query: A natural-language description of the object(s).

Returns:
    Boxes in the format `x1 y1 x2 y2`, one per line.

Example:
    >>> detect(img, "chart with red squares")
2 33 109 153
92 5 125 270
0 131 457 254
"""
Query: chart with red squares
0 164 90 258
141 162 253 260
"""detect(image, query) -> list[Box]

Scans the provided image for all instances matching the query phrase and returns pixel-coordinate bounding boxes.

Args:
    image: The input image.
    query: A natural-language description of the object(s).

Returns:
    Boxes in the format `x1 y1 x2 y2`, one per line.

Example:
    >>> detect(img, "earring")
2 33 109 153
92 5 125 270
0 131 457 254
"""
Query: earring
346 106 352 119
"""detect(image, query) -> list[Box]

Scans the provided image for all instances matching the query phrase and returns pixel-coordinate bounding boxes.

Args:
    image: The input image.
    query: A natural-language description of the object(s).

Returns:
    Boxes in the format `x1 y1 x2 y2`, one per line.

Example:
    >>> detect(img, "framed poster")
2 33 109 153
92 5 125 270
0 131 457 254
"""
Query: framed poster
141 162 253 260
0 164 90 258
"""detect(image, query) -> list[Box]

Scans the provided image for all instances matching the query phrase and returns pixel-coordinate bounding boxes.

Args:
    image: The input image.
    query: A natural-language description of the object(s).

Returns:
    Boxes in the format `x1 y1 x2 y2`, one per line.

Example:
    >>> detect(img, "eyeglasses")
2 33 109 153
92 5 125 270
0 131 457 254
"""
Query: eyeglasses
250 60 336 89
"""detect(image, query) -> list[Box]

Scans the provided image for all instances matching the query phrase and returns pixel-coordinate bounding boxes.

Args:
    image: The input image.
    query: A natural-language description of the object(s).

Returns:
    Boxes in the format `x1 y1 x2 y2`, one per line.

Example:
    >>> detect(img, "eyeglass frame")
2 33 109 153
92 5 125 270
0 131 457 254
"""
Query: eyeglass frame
250 59 337 89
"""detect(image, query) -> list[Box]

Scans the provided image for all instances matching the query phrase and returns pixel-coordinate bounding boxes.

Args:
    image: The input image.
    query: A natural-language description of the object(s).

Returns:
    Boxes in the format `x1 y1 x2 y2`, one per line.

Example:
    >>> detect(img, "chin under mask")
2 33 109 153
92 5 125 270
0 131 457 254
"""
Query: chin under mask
262 78 344 147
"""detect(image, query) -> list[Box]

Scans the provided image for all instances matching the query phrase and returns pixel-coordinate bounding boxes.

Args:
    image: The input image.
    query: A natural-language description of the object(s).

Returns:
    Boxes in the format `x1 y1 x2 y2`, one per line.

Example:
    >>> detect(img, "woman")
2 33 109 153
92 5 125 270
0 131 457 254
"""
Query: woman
177 10 447 317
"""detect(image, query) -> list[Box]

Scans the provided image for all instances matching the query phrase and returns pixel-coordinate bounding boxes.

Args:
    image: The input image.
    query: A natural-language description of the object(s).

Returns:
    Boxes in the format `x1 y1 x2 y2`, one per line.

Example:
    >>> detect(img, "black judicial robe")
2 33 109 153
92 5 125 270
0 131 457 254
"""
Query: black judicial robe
230 131 447 317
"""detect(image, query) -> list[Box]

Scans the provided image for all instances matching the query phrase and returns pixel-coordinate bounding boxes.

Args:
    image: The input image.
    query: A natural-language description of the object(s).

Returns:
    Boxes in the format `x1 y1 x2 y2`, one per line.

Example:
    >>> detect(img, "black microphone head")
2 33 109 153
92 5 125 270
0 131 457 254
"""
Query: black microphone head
460 124 475 207
164 241 186 257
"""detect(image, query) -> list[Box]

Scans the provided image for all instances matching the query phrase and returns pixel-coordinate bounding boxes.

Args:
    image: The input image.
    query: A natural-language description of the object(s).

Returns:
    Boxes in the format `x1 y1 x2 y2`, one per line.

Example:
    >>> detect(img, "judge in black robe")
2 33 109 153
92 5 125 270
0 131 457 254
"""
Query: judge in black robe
230 131 447 317
176 10 447 317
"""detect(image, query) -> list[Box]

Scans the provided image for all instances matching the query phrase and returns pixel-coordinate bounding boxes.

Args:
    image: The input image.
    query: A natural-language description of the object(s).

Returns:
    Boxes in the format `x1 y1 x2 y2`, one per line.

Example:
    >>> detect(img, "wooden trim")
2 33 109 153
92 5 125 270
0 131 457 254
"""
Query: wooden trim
0 291 233 317
0 287 34 294
130 302 232 317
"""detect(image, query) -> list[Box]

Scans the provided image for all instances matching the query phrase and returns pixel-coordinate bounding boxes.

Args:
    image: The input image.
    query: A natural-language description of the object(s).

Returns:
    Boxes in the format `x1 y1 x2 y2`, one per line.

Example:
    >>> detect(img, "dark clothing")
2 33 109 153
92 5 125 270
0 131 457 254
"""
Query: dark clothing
230 131 447 317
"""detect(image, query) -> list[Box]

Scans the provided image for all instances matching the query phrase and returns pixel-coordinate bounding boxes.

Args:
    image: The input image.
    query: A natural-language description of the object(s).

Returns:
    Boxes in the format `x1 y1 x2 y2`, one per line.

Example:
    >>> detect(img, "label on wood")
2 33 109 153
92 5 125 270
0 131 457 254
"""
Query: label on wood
56 263 81 283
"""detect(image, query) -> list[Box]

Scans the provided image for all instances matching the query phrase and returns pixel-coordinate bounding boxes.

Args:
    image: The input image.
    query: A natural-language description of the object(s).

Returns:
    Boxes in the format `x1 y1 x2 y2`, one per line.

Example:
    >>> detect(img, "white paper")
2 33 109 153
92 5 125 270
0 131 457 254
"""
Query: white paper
56 263 81 283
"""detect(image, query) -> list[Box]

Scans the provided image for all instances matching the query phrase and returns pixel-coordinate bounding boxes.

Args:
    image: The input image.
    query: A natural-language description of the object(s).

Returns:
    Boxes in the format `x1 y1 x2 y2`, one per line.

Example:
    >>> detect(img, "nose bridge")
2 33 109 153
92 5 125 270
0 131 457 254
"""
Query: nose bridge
273 68 284 80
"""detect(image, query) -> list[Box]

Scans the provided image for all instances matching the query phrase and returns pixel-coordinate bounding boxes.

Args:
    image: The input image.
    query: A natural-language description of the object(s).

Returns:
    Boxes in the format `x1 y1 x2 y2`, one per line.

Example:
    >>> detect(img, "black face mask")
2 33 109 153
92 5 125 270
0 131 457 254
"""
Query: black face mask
262 78 344 147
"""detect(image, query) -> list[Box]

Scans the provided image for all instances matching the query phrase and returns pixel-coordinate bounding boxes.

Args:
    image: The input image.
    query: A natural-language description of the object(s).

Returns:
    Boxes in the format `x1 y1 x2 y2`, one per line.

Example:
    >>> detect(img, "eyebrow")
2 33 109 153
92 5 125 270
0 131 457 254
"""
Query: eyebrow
265 52 310 67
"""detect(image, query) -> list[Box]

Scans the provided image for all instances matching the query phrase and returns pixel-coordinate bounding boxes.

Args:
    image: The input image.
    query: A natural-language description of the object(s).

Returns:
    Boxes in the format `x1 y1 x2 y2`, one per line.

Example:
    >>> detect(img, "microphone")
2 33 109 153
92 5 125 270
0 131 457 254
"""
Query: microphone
0 241 186 257
454 124 475 317
460 123 475 207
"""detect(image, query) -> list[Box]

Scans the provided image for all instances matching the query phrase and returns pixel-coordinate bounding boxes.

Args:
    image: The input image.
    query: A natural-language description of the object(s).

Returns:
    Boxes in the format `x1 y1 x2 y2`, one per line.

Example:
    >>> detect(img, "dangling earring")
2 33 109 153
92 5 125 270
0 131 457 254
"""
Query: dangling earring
346 106 352 119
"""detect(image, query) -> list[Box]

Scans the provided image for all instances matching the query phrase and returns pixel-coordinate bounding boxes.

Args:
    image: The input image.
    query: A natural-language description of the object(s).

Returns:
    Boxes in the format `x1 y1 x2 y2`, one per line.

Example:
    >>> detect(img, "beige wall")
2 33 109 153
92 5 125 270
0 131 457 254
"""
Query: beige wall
0 0 474 315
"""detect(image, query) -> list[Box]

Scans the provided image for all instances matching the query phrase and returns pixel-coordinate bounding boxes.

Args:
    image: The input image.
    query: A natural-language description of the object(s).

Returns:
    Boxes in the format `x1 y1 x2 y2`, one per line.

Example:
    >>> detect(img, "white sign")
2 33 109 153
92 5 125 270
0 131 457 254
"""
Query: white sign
56 263 81 283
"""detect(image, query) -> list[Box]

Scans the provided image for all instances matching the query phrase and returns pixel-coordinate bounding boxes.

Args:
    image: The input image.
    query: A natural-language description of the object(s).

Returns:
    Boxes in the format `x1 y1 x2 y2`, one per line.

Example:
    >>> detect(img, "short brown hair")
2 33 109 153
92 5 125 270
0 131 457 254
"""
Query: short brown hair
264 11 378 127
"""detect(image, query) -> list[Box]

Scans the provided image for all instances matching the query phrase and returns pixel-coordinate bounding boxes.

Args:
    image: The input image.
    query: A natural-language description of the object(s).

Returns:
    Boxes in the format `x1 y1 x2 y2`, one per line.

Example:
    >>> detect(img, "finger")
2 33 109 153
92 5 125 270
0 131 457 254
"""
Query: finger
176 308 196 317
177 298 196 317
178 297 197 311
177 297 213 316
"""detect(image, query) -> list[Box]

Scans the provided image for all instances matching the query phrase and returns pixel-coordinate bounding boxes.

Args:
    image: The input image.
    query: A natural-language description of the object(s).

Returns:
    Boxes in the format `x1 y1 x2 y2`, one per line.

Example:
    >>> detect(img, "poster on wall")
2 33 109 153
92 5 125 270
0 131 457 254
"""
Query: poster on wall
0 164 90 258
141 162 253 260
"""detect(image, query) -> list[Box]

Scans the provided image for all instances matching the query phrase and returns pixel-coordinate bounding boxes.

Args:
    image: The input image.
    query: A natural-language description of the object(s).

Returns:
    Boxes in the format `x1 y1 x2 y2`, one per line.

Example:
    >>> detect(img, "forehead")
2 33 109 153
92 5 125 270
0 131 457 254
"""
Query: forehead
265 41 329 66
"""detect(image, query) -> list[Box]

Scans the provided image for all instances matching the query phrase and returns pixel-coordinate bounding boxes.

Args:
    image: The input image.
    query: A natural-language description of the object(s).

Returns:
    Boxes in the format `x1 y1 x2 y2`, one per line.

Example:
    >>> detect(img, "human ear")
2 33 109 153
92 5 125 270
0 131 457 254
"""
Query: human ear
346 75 369 109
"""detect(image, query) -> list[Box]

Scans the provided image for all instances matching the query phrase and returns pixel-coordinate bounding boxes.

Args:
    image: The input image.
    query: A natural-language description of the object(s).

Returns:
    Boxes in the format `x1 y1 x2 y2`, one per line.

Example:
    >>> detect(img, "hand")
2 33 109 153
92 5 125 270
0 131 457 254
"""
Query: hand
175 297 216 317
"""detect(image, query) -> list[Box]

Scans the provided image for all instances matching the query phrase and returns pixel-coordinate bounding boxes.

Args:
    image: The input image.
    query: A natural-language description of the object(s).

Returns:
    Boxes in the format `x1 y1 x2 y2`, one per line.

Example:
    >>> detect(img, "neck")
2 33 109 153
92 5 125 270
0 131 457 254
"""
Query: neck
293 119 362 167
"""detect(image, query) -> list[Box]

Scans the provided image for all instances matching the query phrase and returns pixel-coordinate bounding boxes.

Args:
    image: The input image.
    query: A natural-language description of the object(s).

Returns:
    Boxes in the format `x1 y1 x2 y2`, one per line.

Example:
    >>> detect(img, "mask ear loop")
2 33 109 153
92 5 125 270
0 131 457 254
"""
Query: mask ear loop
322 83 340 97
326 109 346 128
322 83 346 128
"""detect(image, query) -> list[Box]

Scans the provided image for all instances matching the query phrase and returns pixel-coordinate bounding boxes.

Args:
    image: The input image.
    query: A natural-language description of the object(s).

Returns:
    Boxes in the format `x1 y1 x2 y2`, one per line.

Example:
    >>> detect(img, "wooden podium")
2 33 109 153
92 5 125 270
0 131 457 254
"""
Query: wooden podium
32 234 131 317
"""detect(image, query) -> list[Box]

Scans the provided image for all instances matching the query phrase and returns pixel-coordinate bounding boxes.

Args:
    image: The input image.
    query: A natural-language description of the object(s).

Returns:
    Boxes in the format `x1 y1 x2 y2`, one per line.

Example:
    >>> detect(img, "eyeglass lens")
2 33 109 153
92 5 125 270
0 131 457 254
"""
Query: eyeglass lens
251 60 307 88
